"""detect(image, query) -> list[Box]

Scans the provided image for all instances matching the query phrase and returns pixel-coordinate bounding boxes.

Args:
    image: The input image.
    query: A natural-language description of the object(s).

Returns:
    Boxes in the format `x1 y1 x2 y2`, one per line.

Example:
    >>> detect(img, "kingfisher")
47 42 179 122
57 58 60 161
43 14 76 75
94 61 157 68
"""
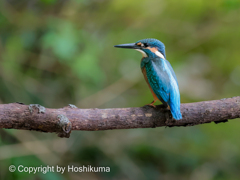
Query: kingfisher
114 38 182 120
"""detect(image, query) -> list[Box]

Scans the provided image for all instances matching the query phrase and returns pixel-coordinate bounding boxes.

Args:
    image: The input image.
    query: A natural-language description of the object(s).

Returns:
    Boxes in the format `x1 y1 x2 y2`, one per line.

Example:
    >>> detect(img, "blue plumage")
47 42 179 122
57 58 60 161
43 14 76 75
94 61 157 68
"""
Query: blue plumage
142 55 182 120
114 38 182 120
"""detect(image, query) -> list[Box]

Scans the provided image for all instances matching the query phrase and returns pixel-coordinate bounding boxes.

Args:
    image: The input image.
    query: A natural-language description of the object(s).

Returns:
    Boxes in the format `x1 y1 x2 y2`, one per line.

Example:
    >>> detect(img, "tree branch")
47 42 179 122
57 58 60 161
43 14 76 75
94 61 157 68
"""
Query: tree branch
0 97 240 138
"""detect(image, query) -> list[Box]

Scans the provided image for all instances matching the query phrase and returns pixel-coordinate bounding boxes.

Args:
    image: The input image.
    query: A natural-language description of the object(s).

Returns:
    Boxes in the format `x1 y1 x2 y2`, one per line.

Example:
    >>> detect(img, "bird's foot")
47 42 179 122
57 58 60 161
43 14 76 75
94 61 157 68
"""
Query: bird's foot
166 105 170 110
146 100 156 108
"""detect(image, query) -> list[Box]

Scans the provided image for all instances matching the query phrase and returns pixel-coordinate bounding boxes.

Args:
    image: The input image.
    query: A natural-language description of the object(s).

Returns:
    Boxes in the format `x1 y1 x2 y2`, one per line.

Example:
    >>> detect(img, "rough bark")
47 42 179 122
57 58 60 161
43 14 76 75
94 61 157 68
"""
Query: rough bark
0 97 239 138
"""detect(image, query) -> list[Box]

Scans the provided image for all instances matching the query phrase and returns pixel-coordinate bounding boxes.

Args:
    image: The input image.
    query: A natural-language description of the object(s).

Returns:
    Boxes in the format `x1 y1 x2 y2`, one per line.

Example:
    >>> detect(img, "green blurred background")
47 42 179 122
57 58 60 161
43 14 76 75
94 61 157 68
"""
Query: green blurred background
0 0 240 179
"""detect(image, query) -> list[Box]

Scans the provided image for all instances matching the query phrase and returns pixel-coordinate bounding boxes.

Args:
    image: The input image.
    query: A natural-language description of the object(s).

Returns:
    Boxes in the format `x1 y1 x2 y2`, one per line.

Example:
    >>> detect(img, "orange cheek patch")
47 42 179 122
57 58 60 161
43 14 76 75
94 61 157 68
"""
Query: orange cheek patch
137 42 142 46
146 47 158 53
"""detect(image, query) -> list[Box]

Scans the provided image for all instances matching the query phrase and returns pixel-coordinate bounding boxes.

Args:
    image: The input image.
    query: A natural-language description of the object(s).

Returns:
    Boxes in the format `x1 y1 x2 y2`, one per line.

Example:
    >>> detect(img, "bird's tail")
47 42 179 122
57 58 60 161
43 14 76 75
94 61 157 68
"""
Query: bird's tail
169 103 182 120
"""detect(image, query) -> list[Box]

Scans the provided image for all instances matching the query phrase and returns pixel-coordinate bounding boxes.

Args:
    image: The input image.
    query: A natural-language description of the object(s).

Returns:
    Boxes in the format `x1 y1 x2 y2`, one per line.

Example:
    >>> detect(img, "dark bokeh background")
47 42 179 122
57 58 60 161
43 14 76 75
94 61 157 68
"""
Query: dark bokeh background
0 0 240 179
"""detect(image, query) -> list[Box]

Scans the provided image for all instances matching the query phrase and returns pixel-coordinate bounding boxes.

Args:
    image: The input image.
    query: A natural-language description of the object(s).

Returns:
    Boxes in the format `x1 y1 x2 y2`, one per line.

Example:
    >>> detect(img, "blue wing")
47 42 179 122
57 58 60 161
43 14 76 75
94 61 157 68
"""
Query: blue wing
141 57 182 120
165 60 178 86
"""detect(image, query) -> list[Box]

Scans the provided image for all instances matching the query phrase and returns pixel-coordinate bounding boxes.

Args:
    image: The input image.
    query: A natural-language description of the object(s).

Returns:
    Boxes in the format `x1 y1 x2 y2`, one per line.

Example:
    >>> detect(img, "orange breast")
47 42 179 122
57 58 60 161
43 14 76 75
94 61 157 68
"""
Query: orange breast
142 67 159 102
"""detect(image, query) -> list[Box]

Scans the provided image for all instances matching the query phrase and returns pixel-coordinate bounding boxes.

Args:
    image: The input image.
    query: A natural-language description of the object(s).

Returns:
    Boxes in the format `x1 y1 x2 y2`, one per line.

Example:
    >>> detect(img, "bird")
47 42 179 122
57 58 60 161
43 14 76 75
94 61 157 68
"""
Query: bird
114 38 182 120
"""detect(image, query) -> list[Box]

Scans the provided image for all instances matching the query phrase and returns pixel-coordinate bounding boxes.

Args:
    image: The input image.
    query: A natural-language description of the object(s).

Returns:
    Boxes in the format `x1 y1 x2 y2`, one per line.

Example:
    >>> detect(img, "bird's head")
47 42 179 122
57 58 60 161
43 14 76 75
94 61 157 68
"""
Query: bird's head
114 38 166 59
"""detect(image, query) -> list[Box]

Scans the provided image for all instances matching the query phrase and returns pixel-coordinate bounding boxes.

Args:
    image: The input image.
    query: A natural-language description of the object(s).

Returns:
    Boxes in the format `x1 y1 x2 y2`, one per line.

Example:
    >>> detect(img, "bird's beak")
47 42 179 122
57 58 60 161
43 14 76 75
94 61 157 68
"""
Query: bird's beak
114 43 140 49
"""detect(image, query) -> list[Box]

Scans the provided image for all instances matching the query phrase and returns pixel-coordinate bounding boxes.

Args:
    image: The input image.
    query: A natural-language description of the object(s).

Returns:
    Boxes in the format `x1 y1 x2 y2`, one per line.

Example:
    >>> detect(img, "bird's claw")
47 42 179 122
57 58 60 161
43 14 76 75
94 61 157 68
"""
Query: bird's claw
166 105 170 110
146 103 156 108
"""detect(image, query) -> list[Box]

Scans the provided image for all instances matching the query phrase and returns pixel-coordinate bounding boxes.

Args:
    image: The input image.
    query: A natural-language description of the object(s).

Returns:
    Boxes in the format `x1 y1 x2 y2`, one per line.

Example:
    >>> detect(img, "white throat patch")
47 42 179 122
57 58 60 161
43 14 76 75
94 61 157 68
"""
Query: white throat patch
155 51 165 59
135 49 147 57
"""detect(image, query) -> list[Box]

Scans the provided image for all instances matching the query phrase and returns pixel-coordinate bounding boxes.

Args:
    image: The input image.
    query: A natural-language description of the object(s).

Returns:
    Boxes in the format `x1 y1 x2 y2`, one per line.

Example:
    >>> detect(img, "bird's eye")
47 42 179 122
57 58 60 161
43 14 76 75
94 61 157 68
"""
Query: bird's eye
143 43 148 47
136 42 148 48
